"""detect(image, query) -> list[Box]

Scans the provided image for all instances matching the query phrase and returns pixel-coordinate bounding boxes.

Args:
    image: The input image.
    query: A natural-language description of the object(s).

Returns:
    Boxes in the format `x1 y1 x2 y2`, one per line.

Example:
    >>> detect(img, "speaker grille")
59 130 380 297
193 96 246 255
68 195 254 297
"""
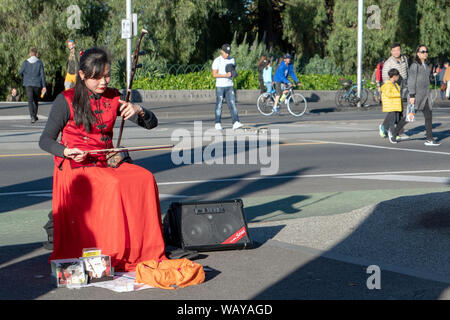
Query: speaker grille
167 200 252 251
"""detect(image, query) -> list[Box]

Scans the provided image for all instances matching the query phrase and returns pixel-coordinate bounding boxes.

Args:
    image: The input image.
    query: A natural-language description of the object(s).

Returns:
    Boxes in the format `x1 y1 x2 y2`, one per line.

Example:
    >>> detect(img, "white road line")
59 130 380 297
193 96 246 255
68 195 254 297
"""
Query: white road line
2 169 450 195
0 115 47 120
302 139 450 156
338 174 450 184
0 189 189 199
157 169 450 186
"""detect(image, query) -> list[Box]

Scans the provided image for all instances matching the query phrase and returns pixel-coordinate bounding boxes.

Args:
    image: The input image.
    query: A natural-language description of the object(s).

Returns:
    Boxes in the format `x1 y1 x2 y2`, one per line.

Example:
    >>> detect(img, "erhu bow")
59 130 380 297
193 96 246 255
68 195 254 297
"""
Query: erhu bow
106 29 151 168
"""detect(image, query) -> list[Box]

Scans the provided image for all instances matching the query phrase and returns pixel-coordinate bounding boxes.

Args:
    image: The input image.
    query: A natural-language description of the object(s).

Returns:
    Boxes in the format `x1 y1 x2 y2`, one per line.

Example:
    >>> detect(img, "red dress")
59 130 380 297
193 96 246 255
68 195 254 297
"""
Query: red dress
50 88 166 271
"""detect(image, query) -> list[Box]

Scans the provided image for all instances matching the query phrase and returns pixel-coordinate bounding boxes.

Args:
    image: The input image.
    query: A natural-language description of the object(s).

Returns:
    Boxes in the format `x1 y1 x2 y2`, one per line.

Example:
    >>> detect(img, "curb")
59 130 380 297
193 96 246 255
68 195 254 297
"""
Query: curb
124 89 446 105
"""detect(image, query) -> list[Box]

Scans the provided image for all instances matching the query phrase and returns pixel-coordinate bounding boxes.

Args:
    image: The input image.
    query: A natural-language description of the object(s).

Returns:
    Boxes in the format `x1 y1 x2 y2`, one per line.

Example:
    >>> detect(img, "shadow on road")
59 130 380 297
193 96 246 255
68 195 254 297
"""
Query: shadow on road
252 190 450 299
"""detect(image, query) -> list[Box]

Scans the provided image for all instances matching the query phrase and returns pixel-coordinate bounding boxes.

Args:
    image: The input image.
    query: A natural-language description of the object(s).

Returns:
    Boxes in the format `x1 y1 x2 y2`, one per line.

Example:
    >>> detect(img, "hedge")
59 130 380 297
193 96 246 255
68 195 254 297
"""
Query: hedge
133 71 378 91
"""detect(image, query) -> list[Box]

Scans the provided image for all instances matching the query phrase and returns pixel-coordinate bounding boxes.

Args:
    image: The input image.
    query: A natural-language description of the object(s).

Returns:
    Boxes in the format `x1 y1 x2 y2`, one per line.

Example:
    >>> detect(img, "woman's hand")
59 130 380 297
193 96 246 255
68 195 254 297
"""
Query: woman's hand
64 147 87 162
119 100 144 120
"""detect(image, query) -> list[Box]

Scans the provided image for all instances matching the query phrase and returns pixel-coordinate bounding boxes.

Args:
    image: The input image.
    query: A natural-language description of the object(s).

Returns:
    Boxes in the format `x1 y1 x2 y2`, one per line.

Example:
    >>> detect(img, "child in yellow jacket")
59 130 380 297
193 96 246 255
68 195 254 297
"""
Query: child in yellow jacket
379 68 406 144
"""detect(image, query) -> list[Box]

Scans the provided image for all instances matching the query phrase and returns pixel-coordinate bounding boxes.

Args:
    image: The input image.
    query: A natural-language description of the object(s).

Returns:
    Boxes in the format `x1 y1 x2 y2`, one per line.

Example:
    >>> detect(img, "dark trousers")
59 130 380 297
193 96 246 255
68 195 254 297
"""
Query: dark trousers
385 101 433 139
26 86 41 120
382 111 401 133
422 102 433 140
259 77 265 94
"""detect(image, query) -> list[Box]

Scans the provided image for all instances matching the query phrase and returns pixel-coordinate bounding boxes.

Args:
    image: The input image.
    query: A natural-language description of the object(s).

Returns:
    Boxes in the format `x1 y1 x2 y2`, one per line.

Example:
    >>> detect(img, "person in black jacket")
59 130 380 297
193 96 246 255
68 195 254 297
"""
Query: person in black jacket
19 48 47 123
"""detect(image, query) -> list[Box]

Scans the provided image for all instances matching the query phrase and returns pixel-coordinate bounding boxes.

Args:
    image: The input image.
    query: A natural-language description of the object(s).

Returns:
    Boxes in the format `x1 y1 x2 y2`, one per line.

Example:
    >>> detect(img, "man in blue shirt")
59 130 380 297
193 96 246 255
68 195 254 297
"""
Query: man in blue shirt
272 54 301 114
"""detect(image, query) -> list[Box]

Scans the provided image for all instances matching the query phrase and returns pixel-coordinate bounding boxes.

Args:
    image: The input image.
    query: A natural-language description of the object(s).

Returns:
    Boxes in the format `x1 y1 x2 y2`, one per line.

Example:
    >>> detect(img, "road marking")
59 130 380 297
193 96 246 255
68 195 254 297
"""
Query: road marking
0 115 47 120
302 139 450 156
0 153 50 158
338 174 450 184
281 141 328 146
0 141 323 158
0 189 188 200
156 169 450 186
2 169 450 195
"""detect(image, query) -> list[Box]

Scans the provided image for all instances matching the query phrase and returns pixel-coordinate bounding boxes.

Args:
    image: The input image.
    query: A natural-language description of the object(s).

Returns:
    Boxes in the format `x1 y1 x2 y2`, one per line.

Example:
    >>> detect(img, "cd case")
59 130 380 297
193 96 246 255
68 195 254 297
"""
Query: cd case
51 258 88 288
51 254 114 287
82 255 114 283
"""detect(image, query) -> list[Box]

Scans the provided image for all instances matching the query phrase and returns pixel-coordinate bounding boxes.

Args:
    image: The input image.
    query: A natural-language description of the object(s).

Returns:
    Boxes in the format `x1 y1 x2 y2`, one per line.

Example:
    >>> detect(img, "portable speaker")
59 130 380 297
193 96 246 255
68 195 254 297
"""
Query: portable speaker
163 199 253 252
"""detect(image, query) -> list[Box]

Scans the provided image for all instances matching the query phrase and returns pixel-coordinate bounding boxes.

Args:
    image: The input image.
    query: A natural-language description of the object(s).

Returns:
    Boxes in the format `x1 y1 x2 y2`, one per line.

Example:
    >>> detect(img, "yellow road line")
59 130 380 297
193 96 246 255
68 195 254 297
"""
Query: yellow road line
0 142 328 158
0 153 50 158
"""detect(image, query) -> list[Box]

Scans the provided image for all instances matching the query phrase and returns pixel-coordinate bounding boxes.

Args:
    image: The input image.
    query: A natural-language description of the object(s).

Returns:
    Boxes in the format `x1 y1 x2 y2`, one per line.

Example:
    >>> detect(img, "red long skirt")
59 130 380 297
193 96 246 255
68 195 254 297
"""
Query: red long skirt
49 160 166 271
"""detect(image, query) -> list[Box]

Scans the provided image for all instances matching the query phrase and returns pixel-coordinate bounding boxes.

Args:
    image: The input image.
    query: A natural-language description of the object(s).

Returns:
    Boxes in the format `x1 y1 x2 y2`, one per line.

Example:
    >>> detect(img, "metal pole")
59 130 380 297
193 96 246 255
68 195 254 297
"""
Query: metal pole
126 0 132 88
357 0 364 107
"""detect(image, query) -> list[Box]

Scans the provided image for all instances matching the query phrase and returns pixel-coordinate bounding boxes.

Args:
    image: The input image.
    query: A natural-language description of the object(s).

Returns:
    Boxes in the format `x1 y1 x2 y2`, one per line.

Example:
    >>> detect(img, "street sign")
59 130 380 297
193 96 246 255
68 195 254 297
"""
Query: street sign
121 19 132 39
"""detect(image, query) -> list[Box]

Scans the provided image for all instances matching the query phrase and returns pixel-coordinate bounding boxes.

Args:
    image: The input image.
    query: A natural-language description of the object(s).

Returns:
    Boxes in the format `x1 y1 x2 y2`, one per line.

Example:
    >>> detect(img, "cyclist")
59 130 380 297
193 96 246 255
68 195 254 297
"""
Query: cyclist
272 53 301 114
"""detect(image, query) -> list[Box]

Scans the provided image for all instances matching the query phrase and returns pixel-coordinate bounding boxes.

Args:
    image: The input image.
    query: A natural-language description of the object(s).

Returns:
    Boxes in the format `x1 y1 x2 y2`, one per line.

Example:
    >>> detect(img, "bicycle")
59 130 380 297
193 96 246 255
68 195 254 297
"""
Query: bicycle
335 79 369 107
371 86 382 104
256 84 307 117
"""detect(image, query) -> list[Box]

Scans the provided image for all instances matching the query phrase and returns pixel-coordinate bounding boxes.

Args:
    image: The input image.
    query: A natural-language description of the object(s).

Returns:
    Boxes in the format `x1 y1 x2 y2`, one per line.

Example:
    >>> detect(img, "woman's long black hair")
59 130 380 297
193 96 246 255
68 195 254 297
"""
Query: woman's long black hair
72 47 111 132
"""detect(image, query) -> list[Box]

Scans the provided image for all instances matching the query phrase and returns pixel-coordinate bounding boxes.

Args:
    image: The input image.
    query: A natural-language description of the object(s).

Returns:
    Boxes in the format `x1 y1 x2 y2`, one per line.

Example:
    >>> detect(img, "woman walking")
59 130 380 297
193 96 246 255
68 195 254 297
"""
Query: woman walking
408 45 440 146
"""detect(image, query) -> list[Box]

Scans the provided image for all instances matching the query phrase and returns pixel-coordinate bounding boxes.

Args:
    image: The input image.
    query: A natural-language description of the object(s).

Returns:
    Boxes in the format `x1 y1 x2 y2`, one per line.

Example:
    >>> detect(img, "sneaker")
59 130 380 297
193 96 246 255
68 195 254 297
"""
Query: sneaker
424 139 440 146
272 108 280 115
379 124 386 138
396 134 409 141
215 123 223 130
388 130 398 144
232 121 243 130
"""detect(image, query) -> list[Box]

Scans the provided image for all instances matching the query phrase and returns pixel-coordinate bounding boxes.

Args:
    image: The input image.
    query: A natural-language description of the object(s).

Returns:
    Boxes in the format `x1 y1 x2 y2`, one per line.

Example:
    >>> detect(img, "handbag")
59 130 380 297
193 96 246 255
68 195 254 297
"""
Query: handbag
406 103 415 122
135 258 205 290
441 82 447 92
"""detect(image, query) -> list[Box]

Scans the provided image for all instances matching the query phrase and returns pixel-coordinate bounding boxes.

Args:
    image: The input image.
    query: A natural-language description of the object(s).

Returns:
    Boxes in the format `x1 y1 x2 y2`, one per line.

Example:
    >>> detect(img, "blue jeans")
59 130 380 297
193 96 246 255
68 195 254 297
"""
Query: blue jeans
265 82 273 93
215 86 240 124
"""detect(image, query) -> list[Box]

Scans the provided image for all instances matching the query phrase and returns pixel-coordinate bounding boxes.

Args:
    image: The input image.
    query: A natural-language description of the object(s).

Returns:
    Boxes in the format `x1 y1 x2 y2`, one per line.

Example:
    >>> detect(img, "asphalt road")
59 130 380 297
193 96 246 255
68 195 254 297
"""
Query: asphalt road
2 97 450 303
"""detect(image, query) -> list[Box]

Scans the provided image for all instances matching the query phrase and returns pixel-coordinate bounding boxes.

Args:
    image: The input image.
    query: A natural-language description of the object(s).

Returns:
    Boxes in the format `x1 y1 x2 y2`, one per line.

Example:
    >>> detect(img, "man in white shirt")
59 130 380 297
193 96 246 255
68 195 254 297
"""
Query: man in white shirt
211 44 243 130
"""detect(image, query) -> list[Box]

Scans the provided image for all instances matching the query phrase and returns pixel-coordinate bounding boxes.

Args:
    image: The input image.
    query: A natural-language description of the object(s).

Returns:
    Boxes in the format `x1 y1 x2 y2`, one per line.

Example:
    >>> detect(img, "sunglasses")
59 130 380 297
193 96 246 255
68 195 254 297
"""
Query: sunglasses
419 50 429 53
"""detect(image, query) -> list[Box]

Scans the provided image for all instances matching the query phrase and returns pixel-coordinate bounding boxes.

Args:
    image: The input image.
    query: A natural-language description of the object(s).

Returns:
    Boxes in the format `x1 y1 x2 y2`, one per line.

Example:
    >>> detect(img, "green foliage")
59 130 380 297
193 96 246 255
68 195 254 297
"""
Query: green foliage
133 70 215 90
208 32 269 72
282 0 331 58
132 71 375 91
303 55 343 75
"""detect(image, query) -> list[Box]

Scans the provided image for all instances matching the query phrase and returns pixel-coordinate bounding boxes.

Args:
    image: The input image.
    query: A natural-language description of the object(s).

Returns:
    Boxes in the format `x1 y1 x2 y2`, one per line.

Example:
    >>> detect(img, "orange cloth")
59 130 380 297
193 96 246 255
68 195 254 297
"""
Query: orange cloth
135 258 205 290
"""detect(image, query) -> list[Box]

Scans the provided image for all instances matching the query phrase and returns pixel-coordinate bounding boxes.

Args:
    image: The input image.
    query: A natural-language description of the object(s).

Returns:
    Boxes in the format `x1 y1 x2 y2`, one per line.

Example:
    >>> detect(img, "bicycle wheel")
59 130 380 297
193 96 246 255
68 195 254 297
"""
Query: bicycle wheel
348 87 369 106
257 92 275 116
335 89 350 107
372 89 381 104
360 88 369 105
287 93 307 117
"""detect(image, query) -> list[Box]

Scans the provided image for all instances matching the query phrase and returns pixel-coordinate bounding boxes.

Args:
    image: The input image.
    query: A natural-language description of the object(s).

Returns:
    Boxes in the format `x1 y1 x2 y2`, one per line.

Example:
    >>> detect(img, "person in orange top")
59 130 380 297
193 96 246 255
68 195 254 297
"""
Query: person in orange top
380 68 405 144
443 62 450 100
39 47 166 271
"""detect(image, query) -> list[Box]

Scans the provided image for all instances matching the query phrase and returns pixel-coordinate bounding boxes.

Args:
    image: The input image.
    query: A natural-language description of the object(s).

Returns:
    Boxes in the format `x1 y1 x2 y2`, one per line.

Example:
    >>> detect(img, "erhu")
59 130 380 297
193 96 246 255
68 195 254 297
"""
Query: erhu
106 29 148 168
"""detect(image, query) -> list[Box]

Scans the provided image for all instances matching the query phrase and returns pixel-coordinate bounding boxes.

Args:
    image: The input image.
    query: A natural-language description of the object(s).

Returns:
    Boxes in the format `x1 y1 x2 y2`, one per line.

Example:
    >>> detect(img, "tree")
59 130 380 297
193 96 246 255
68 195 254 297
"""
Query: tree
0 0 117 99
282 0 331 58
417 0 450 62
